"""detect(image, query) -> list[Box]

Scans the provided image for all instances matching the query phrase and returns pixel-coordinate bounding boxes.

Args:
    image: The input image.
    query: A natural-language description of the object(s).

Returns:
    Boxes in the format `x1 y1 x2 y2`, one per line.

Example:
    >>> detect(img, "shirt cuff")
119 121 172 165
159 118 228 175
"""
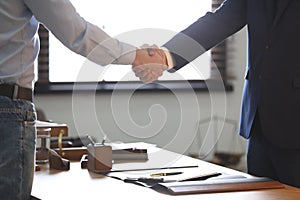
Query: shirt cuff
160 47 174 70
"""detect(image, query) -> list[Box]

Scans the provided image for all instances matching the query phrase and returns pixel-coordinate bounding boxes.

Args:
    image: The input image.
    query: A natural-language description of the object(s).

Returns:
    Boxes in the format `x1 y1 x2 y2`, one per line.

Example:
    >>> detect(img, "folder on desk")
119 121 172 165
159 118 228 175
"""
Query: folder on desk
156 177 284 195
110 168 284 195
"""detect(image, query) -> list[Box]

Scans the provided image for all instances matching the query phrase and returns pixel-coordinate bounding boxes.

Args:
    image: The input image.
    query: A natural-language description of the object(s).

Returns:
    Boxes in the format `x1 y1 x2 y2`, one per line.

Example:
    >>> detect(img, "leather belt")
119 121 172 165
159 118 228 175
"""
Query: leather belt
0 84 33 102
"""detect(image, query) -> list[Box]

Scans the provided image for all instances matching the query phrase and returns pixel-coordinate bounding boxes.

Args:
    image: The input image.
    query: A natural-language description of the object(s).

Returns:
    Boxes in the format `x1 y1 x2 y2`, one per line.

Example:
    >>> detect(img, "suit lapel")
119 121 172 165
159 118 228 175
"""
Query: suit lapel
271 0 293 29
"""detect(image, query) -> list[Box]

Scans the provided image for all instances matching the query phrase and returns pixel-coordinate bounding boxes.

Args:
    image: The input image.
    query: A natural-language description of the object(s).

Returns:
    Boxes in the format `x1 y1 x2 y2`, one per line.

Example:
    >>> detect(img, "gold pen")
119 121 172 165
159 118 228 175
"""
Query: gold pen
150 172 183 177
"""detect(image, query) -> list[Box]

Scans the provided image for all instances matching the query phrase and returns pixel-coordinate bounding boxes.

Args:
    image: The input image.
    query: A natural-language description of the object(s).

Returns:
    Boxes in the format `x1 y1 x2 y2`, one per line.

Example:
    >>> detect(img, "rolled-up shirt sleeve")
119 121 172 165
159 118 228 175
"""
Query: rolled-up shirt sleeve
24 0 136 66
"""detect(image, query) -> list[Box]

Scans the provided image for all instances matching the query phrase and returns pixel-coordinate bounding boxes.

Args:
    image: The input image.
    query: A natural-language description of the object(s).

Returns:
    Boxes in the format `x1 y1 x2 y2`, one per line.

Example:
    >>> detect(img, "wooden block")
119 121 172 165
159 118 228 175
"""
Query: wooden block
87 144 112 173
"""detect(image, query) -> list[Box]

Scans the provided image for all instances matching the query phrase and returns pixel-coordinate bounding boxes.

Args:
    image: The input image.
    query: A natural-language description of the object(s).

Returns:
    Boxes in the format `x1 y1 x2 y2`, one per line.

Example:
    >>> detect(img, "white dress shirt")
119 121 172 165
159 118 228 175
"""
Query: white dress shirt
0 0 136 89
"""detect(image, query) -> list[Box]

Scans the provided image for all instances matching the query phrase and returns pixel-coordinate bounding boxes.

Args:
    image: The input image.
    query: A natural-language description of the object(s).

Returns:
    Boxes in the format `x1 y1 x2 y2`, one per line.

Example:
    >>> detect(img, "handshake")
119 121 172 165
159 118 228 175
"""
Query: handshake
132 45 171 83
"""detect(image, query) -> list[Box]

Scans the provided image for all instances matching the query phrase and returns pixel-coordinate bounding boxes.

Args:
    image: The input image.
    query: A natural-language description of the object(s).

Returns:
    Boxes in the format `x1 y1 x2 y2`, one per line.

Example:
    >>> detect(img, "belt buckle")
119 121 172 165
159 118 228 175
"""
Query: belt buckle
12 84 19 100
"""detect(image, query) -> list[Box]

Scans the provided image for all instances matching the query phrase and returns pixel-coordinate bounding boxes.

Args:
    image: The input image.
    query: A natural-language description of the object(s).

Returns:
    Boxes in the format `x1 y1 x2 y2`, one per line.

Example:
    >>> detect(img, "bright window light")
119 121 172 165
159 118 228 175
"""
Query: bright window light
49 0 212 82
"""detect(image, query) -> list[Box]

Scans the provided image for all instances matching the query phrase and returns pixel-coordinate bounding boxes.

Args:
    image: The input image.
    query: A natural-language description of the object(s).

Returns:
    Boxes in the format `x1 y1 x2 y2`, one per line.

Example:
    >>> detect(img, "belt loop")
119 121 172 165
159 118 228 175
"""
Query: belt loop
13 84 19 100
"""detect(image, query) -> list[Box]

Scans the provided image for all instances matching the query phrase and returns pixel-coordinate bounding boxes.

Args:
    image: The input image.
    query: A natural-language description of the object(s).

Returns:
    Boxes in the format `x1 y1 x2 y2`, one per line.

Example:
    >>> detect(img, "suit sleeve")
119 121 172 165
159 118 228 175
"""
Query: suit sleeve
163 0 247 72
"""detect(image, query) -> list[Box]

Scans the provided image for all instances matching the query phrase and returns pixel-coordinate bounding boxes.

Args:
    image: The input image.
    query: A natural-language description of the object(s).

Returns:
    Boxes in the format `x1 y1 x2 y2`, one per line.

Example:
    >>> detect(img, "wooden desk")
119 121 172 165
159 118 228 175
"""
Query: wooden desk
32 147 300 200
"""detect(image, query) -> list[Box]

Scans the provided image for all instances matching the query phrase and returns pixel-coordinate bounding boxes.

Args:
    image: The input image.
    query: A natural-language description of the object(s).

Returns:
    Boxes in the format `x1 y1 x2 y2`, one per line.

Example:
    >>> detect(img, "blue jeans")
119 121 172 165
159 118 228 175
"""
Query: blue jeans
0 96 36 200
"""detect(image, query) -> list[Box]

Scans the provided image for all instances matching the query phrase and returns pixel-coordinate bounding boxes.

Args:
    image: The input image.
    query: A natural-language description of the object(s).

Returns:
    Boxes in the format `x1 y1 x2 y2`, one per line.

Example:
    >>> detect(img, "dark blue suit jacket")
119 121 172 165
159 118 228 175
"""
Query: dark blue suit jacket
164 0 300 149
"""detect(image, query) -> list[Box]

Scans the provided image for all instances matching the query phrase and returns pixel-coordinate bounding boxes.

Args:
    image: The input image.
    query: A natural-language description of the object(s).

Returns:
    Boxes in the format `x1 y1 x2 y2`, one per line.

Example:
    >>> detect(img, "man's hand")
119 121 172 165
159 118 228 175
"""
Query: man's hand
132 45 168 83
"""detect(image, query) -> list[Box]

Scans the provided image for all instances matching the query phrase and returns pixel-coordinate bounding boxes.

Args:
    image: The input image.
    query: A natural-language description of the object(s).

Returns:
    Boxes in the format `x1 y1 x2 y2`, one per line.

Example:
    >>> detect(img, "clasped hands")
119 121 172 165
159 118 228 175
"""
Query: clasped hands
132 45 168 83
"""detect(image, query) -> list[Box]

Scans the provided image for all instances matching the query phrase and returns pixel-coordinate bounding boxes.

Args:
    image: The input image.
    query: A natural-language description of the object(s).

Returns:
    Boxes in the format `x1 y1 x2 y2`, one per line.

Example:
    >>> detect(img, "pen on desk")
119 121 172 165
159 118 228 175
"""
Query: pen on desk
150 172 183 177
101 134 107 145
181 172 222 182
87 135 95 145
